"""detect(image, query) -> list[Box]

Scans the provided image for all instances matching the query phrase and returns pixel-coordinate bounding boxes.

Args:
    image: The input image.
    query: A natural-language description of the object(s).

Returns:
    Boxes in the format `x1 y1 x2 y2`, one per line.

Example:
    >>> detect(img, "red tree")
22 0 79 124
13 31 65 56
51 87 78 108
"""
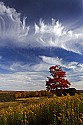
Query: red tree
46 65 70 93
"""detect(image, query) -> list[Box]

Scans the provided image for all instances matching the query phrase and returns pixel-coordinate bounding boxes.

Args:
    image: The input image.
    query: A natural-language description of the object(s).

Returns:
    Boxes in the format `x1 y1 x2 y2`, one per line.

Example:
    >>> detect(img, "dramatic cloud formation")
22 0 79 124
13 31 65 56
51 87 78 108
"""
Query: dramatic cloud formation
0 2 83 53
0 1 83 90
0 2 29 45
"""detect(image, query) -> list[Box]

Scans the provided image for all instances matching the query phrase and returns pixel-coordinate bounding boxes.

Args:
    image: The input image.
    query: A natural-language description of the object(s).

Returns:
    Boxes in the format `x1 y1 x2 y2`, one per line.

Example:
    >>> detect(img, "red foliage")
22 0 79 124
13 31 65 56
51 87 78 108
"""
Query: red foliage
46 65 70 93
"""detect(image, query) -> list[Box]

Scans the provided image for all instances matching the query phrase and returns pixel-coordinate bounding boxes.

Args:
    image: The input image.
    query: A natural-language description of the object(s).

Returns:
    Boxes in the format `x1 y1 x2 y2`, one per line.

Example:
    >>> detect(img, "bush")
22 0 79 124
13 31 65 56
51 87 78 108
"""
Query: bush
0 93 15 102
14 90 53 99
55 88 76 96
68 88 76 96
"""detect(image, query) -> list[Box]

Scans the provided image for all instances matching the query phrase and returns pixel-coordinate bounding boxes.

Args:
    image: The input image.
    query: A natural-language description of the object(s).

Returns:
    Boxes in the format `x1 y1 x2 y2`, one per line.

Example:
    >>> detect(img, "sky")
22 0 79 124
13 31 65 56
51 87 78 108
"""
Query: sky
0 0 83 90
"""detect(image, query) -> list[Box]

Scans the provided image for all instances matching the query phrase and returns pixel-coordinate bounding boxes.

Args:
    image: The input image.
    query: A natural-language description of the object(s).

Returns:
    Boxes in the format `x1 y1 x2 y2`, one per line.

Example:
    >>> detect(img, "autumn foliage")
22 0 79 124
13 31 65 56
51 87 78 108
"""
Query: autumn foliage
46 65 71 93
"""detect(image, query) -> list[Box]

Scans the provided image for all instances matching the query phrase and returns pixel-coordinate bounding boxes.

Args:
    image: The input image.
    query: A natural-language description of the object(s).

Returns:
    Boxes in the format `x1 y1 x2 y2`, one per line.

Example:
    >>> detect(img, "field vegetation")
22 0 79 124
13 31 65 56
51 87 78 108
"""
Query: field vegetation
0 90 83 125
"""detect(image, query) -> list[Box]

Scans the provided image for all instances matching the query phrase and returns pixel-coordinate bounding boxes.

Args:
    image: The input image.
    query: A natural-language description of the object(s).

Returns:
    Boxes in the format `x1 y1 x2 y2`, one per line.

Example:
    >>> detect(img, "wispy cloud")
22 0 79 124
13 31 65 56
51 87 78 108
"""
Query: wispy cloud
0 2 83 54
0 2 29 44
0 2 83 90
36 56 83 85
0 72 46 90
0 54 83 90
34 19 83 54
0 55 83 90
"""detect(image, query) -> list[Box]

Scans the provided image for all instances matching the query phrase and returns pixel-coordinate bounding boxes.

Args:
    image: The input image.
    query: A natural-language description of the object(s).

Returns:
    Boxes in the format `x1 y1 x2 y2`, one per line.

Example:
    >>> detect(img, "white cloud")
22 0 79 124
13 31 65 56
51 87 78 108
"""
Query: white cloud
0 70 83 90
0 2 83 90
9 55 83 74
0 2 29 44
38 56 83 84
0 2 83 54
35 19 66 36
10 62 28 71
0 72 47 91
8 56 83 82
40 56 63 65
34 19 83 54
0 55 83 90
71 81 83 90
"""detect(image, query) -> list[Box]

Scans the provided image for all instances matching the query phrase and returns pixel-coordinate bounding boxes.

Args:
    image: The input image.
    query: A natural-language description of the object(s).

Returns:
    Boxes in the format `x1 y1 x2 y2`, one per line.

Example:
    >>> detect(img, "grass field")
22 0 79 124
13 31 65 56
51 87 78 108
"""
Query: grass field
0 91 83 125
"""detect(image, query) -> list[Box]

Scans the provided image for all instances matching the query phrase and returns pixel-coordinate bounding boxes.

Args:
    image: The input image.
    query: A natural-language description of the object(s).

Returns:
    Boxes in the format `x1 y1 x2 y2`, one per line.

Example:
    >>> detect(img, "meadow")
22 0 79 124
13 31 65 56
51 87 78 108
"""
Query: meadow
0 91 83 125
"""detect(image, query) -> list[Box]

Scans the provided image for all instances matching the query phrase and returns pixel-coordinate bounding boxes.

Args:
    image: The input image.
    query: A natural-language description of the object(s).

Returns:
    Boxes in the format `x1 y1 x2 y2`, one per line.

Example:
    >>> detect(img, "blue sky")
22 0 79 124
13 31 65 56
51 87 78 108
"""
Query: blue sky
0 0 83 90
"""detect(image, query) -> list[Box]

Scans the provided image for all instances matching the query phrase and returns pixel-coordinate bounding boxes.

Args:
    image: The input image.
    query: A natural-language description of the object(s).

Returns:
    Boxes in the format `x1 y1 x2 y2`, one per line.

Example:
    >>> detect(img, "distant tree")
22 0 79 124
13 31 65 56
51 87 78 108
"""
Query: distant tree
46 65 70 94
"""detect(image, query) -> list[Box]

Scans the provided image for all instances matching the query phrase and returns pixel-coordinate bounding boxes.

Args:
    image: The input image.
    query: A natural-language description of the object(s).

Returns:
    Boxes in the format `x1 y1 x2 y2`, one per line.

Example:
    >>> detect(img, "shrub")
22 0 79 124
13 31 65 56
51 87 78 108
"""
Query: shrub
68 88 76 96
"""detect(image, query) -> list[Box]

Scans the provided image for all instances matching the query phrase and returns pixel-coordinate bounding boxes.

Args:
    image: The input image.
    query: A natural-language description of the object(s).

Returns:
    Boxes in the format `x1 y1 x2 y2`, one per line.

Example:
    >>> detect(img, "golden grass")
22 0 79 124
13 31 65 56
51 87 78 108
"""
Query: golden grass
0 94 83 125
